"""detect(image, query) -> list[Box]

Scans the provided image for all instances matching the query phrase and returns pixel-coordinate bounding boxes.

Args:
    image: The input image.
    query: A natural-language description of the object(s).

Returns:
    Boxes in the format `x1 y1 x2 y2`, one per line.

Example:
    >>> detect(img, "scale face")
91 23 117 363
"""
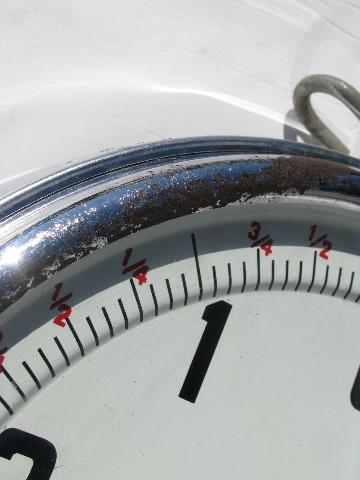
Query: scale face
0 138 360 479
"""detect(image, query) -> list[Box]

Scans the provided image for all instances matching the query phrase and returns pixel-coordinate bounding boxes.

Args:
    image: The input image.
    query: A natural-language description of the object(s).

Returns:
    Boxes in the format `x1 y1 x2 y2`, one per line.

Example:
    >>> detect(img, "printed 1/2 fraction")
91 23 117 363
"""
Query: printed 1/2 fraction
50 283 73 327
308 225 332 260
122 248 149 285
248 221 273 256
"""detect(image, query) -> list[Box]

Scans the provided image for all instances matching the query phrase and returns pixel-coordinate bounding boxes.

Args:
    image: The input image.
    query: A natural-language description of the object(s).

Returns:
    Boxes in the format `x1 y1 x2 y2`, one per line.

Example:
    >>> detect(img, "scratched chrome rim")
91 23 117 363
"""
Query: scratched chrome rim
0 136 360 314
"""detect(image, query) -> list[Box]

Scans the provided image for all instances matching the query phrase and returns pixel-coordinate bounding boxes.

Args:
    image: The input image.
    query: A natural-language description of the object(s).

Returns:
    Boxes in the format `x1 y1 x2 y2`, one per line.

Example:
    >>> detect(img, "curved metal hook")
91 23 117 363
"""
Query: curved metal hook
293 74 360 154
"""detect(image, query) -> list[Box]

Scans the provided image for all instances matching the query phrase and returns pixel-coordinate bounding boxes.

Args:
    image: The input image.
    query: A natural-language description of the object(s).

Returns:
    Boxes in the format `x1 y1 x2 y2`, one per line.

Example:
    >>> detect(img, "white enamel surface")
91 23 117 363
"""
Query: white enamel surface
1 203 360 478
0 0 360 195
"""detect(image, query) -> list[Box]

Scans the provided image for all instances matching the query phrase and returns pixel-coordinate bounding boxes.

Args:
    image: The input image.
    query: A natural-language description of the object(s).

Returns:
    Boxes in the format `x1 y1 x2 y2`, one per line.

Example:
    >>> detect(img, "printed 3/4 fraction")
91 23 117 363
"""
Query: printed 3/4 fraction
122 248 149 285
0 330 8 373
308 225 332 260
248 221 273 256
50 283 73 327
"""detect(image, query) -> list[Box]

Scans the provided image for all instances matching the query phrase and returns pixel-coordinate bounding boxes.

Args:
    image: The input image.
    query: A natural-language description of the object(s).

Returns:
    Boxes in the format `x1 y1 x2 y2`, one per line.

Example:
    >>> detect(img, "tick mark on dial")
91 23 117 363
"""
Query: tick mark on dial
255 249 261 291
227 263 232 295
294 260 303 291
331 267 342 297
241 261 247 293
102 307 114 338
2 367 27 401
320 265 329 294
118 298 129 329
0 394 13 416
22 361 41 390
166 279 174 310
149 284 159 316
282 260 289 291
344 272 355 300
130 278 143 322
86 316 99 347
38 348 55 378
191 233 203 301
67 318 84 357
54 337 70 367
181 273 188 306
307 251 317 292
212 266 217 297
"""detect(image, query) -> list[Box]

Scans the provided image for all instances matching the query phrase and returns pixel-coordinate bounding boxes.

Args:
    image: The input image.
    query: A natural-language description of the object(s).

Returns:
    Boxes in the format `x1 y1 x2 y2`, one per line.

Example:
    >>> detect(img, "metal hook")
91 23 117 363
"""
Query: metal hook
293 74 360 154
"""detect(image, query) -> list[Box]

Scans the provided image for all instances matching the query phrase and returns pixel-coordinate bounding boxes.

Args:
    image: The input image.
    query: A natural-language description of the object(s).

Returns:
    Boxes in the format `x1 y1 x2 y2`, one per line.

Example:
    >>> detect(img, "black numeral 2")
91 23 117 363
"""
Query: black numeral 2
0 428 57 480
179 300 232 403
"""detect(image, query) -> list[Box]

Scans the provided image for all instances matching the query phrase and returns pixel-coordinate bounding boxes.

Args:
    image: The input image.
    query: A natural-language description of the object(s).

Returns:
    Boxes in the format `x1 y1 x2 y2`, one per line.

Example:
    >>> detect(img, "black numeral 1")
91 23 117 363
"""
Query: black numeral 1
179 300 232 403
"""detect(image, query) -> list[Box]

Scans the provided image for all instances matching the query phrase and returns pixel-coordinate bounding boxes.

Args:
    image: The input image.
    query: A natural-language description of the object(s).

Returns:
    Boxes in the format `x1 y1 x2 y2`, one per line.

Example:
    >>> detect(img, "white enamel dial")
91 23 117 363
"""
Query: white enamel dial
1 197 360 479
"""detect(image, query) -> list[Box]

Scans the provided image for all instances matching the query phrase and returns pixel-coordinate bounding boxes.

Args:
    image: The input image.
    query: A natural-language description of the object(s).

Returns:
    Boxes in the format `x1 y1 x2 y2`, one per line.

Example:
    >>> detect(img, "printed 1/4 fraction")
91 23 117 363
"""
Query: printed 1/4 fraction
0 330 8 373
248 221 273 256
308 225 332 260
122 248 149 285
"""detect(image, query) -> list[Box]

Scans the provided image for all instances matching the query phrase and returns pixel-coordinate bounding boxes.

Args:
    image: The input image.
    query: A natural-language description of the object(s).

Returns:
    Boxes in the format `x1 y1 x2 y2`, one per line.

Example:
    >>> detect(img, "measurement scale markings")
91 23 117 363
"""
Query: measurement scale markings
2 367 27 401
0 394 13 415
212 266 217 297
5 253 360 420
67 319 85 357
191 233 203 301
181 273 188 306
227 263 232 295
307 251 317 292
130 278 143 322
22 361 41 390
179 300 232 403
331 268 342 297
86 316 99 347
149 284 159 316
166 279 174 310
344 272 355 300
118 298 129 329
268 259 275 290
38 348 55 378
294 261 303 291
282 260 289 291
102 306 114 338
54 337 70 367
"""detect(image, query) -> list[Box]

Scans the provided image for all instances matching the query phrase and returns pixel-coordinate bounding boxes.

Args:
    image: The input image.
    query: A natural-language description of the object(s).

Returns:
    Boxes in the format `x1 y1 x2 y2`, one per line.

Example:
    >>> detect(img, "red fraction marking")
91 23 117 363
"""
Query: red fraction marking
260 239 273 256
248 221 261 241
308 224 331 260
310 234 328 247
52 282 64 301
122 259 146 275
0 331 8 373
309 224 317 242
122 248 149 285
251 234 270 248
133 265 149 285
53 308 72 328
319 240 332 260
122 248 133 267
49 293 73 311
